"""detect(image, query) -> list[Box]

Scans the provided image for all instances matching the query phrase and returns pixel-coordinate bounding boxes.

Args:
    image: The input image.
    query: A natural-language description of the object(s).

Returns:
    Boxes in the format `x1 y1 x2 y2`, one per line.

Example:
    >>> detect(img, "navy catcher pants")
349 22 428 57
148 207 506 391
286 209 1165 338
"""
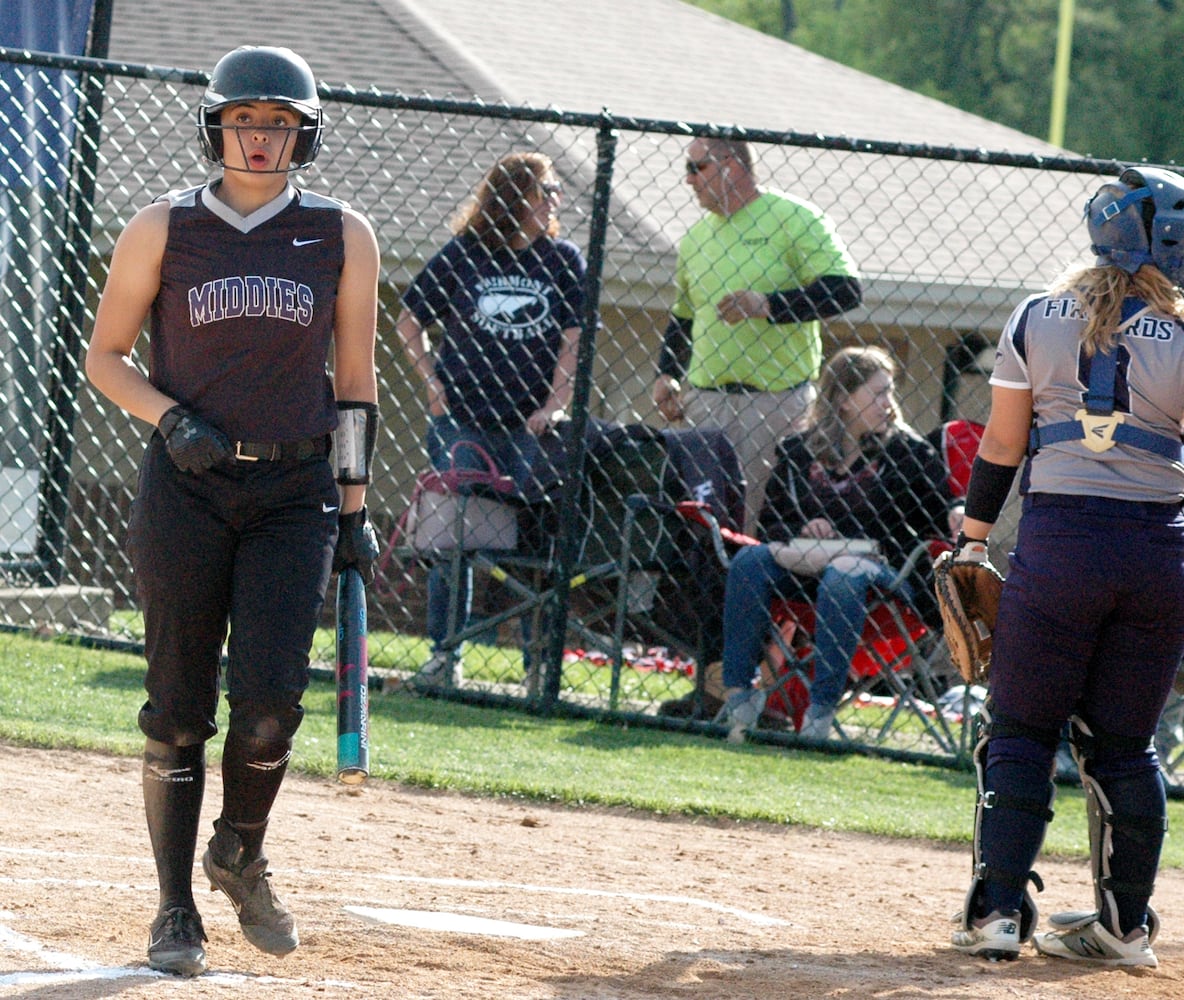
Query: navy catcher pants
989 492 1184 740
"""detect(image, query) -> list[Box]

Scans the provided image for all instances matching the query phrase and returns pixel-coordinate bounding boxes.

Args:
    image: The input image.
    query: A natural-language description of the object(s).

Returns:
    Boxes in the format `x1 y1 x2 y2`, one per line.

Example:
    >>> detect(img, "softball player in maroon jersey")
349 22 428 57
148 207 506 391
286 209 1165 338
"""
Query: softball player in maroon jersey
86 46 380 977
951 167 1184 968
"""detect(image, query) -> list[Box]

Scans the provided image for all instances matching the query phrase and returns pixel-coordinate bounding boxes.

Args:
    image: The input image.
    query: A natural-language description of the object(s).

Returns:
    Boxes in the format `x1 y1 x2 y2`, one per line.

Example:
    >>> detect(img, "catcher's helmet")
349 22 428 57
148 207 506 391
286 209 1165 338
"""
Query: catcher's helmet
1086 166 1184 285
198 46 323 171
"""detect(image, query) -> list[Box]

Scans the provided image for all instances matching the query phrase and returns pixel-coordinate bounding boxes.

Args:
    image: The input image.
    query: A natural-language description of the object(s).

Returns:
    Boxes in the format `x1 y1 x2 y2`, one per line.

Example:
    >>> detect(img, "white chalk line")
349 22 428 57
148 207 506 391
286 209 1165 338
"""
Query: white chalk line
0 844 790 929
0 922 365 989
307 867 792 928
344 905 584 940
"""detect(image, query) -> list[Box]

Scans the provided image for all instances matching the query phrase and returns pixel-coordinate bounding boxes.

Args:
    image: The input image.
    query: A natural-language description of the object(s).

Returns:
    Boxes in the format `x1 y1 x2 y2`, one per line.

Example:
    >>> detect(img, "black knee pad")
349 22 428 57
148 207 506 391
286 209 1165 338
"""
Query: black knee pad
229 702 304 743
144 738 205 772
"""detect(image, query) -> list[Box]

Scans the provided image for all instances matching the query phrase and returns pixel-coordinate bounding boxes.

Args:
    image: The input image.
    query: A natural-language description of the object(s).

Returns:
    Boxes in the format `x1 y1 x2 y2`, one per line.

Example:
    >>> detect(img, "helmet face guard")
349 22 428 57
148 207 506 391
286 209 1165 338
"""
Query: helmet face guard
1139 166 1184 287
1086 166 1184 285
198 46 323 172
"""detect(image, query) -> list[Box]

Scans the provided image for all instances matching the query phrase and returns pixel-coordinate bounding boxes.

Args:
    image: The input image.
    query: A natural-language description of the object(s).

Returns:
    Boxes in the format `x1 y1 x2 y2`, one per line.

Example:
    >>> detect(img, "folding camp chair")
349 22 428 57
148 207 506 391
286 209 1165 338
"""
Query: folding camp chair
755 538 960 751
606 429 746 711
381 421 683 699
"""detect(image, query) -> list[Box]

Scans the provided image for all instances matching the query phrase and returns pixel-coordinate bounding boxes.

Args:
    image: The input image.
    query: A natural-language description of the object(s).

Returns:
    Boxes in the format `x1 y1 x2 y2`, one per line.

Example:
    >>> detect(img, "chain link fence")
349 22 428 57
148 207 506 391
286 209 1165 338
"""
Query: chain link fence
4 46 1181 780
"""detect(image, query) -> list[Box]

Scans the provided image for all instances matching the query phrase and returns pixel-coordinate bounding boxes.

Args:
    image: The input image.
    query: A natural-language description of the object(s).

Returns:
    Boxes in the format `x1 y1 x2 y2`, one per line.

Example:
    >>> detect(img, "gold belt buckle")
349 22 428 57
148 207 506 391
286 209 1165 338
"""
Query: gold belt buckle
1075 408 1124 453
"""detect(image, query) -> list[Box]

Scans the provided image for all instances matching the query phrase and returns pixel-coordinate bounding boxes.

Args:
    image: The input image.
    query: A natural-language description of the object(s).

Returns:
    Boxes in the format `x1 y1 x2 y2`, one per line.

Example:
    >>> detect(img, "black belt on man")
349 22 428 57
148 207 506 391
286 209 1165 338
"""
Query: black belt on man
233 435 330 462
697 379 810 394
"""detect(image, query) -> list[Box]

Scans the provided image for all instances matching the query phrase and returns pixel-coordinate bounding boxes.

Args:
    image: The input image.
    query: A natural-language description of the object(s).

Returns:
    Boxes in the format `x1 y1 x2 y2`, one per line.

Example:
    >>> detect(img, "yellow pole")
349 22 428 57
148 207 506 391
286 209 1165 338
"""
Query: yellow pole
1049 0 1075 146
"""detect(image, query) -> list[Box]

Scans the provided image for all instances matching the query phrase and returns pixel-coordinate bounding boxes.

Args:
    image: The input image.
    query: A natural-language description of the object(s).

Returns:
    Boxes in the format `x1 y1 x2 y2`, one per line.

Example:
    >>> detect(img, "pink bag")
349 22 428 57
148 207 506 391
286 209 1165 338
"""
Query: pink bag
402 443 519 552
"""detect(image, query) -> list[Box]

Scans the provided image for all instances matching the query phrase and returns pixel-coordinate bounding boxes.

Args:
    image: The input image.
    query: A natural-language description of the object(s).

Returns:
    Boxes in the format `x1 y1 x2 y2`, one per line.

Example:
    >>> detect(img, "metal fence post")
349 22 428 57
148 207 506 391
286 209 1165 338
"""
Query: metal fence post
540 113 618 712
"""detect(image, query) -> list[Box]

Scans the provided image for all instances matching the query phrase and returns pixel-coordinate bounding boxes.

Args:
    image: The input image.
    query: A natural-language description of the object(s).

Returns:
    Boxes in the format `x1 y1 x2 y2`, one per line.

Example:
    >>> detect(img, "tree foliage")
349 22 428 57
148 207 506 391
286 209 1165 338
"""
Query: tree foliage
686 0 1184 164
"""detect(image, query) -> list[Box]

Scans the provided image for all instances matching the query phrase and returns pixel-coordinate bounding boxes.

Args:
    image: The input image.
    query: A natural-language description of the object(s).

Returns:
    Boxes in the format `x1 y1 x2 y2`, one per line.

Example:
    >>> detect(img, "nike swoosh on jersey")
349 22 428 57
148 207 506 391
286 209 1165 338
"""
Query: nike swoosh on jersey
292 237 324 247
323 503 339 513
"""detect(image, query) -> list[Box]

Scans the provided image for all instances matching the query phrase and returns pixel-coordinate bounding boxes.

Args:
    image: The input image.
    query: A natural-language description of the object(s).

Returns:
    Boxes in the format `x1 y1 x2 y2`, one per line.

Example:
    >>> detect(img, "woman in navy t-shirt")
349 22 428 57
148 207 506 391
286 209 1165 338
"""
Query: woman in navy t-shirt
395 151 589 688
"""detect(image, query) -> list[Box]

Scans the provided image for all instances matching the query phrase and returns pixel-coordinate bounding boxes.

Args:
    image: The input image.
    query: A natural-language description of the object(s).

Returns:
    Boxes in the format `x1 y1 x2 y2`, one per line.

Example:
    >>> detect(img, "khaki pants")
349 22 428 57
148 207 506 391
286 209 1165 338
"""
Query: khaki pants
684 382 815 534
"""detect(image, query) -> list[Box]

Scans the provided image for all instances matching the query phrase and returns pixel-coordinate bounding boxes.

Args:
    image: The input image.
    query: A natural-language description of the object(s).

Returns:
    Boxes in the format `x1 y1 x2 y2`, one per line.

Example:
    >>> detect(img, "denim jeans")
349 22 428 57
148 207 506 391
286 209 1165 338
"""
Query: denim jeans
424 415 559 652
721 543 908 711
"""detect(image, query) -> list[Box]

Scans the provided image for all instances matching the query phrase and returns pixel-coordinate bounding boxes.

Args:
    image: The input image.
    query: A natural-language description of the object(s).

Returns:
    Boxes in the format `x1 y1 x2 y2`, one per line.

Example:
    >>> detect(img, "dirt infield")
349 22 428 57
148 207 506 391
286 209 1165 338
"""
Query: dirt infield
0 743 1182 998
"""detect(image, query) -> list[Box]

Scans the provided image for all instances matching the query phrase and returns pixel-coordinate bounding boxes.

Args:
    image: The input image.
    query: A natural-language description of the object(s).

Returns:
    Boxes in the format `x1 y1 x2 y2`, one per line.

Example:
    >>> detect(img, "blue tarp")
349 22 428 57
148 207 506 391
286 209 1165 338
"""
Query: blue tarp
0 0 95 188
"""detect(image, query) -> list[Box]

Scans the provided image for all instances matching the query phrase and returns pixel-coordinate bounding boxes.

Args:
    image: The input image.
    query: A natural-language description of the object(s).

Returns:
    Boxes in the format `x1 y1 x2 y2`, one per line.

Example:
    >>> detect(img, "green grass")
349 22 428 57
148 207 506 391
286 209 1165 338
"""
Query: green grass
3 629 1182 865
108 611 697 705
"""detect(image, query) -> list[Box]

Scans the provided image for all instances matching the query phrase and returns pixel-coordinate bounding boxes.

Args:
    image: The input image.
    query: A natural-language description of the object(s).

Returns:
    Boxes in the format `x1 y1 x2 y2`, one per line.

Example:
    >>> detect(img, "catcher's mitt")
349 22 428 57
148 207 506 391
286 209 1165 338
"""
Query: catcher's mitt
933 539 1005 684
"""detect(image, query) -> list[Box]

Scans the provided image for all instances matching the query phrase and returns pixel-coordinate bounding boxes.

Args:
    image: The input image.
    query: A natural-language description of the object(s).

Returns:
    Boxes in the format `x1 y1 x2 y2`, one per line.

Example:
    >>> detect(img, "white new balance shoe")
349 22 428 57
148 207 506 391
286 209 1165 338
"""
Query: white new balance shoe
718 688 766 743
951 910 1021 961
1034 915 1157 968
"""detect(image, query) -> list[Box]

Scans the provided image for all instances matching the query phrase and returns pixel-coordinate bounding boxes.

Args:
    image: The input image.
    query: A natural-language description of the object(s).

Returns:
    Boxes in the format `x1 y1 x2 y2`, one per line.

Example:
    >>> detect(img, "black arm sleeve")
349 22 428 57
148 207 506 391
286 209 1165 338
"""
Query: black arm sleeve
964 456 1019 525
656 315 694 379
766 275 862 324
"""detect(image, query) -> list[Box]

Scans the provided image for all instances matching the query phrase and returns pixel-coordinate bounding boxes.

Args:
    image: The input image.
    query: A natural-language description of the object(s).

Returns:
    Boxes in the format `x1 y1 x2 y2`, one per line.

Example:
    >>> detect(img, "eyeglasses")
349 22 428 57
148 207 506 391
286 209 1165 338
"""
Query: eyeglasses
540 182 563 200
685 158 717 175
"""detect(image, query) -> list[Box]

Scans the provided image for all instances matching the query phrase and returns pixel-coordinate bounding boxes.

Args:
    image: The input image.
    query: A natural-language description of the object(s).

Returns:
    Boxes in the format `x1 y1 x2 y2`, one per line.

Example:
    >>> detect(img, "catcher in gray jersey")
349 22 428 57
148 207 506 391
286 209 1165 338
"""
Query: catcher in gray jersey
948 167 1184 968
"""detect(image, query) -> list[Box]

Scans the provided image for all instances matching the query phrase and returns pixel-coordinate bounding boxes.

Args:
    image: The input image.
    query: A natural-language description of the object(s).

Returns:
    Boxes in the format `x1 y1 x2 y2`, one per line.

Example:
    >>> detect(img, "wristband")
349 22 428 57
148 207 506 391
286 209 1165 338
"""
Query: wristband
333 401 379 485
963 456 1018 525
955 531 989 549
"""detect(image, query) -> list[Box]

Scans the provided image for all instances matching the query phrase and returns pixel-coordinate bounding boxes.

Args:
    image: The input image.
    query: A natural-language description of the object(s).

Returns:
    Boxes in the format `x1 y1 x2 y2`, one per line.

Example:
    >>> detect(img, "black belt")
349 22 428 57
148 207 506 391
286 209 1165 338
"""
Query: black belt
698 379 811 394
233 435 329 462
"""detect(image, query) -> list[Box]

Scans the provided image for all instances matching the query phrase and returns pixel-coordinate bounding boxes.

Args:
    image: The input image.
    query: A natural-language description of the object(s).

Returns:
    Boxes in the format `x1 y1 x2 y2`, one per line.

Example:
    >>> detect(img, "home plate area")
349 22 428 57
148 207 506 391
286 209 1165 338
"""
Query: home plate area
1 745 1184 999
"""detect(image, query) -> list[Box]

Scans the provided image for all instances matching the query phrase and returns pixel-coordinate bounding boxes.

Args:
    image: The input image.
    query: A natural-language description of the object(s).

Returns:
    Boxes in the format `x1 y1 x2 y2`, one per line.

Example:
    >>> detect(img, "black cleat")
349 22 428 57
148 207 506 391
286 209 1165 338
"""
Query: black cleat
147 906 207 977
202 820 298 956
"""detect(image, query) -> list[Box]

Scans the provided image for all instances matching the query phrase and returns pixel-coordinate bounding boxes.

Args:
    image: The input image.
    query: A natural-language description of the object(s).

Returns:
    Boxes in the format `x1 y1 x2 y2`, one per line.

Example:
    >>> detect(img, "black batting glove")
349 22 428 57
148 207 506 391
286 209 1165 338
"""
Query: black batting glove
333 506 380 585
157 405 232 473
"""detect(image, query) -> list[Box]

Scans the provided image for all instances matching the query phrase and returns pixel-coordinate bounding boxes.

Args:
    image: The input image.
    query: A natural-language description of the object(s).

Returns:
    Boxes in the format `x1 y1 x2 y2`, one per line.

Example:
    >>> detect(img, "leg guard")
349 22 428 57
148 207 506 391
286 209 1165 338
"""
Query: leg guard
1055 716 1164 942
958 708 1047 944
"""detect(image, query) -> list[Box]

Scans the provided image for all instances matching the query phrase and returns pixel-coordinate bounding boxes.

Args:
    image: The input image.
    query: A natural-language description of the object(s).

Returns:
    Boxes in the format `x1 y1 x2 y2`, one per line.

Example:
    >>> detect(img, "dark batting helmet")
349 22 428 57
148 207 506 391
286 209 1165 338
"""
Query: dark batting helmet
197 46 323 171
1086 166 1184 285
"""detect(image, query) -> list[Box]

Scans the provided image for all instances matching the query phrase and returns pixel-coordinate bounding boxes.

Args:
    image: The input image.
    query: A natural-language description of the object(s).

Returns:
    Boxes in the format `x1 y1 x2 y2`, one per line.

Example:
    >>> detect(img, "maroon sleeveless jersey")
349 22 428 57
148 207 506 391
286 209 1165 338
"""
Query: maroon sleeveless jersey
149 183 345 442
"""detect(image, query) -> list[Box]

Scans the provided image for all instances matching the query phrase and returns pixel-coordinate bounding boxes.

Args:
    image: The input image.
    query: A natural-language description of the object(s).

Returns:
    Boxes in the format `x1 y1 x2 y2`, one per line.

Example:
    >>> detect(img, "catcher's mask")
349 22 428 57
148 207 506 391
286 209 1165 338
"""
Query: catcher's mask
1085 166 1184 285
197 46 323 172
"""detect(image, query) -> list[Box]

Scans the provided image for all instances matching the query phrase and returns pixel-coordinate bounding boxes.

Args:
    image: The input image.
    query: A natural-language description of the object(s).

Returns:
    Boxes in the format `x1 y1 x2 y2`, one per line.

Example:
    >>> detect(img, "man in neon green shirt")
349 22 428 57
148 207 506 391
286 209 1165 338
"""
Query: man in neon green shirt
652 138 862 530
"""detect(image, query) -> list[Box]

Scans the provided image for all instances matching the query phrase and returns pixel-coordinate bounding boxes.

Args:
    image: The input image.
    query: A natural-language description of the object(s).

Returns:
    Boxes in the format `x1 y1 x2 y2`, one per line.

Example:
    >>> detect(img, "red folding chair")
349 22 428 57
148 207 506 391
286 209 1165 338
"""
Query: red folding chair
933 418 985 500
678 419 985 751
755 540 956 750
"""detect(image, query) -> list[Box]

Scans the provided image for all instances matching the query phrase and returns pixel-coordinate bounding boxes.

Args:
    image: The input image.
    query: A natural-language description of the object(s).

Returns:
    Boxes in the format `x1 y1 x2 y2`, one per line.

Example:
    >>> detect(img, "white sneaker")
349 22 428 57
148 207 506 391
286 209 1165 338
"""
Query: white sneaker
798 705 836 741
408 651 462 692
951 910 1021 961
1034 915 1157 968
720 688 766 742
